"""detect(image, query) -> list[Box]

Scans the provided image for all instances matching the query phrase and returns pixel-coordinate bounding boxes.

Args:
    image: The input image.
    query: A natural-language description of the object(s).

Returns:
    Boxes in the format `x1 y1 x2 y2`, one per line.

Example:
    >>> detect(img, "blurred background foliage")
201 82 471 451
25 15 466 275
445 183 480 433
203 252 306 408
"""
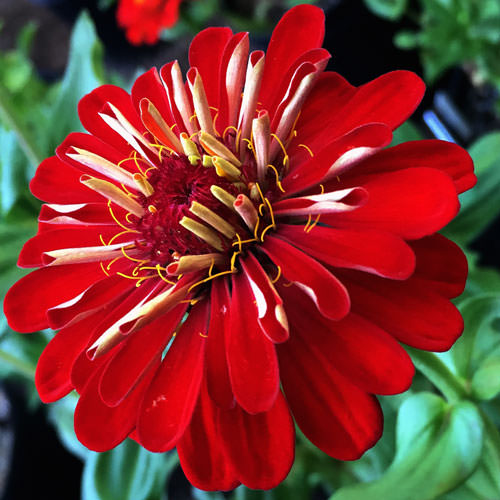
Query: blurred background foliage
0 0 499 499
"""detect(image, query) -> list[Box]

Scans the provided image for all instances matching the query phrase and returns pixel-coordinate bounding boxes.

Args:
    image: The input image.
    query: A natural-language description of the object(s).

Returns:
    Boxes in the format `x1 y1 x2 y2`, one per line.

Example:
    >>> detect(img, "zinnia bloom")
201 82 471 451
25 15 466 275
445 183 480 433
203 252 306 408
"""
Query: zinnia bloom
117 0 183 45
4 5 475 491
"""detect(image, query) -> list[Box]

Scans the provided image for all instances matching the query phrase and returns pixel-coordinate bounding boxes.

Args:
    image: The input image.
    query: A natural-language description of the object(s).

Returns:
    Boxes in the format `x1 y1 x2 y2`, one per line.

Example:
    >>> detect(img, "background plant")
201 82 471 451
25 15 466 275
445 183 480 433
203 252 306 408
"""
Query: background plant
363 0 500 112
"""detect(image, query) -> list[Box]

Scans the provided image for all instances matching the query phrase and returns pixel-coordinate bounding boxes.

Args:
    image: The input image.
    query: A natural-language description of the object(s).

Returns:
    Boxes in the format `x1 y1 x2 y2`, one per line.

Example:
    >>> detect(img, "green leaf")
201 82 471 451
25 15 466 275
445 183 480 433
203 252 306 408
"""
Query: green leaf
438 416 500 499
394 31 419 49
47 11 106 152
363 0 409 20
330 393 484 500
471 353 500 400
450 295 500 381
442 132 500 246
390 120 423 146
0 127 31 215
82 440 177 500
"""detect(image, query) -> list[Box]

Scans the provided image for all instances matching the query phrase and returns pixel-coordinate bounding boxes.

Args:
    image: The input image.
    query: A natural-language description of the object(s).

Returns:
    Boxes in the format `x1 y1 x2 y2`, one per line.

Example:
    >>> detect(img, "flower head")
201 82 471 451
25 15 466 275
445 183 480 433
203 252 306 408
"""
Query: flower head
4 5 475 490
117 0 183 45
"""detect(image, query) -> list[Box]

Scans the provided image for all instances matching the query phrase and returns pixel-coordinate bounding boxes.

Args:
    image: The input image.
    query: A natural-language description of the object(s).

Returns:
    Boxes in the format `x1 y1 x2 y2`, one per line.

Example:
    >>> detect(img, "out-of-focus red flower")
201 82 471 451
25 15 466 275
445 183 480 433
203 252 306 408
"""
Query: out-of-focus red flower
4 5 475 491
117 0 183 45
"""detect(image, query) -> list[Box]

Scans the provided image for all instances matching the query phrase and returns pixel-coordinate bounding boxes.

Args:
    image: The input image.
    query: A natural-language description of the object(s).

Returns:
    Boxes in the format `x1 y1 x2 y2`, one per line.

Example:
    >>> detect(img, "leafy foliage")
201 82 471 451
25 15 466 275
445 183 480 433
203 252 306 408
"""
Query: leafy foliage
364 0 500 106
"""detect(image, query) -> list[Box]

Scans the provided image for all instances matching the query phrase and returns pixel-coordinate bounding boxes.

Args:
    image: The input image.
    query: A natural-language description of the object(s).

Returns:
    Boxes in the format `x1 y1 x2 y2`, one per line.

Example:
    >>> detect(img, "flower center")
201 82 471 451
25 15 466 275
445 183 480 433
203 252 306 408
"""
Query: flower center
134 153 239 265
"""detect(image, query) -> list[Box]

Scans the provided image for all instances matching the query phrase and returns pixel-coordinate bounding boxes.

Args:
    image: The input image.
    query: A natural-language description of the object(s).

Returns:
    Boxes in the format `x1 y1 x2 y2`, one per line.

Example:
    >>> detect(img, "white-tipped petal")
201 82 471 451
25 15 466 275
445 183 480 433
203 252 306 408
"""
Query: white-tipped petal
187 68 216 136
238 50 265 149
252 110 270 184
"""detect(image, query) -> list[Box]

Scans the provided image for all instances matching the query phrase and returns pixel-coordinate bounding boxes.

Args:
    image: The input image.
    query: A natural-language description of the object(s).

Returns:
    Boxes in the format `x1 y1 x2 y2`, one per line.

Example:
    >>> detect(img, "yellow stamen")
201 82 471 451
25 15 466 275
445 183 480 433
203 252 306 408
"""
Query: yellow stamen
100 262 110 276
190 201 236 239
212 156 241 180
306 214 321 233
260 223 275 242
271 265 282 284
304 214 313 232
210 185 237 210
107 229 140 246
267 164 285 192
107 200 136 232
179 216 224 251
133 173 154 196
298 143 314 157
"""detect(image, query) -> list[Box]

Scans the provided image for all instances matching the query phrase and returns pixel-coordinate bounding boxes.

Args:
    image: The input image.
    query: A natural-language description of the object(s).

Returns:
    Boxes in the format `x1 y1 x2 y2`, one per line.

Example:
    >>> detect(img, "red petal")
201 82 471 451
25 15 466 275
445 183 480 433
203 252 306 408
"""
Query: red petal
131 67 173 125
18 226 120 268
345 139 476 194
410 234 468 298
178 382 240 491
99 302 187 407
261 235 350 320
325 168 459 239
30 157 102 204
279 283 414 395
259 5 325 113
283 123 392 195
189 27 233 108
276 224 415 280
291 72 356 160
341 270 464 351
35 314 102 402
78 85 143 156
4 263 106 333
294 71 424 152
137 300 209 452
240 252 289 343
206 279 234 410
39 203 117 226
70 280 159 392
47 275 133 329
226 272 279 414
74 359 158 452
218 392 295 489
278 328 383 460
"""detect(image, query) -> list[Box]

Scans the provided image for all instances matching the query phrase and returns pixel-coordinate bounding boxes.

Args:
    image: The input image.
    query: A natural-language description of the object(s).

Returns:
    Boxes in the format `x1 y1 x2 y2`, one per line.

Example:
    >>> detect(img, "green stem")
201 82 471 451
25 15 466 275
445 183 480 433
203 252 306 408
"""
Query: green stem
407 347 467 403
0 348 36 379
0 83 44 167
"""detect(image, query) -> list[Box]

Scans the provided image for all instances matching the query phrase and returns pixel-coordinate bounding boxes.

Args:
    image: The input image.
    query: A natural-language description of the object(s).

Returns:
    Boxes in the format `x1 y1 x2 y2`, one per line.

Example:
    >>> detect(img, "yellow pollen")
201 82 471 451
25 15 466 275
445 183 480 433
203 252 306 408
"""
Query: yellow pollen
107 200 134 232
148 205 157 214
298 143 314 157
223 125 239 140
120 246 145 263
271 265 282 284
304 214 313 232
260 223 275 242
107 229 140 246
306 214 321 233
254 182 266 205
100 262 110 276
187 268 236 294
208 258 216 277
253 217 261 239
267 164 286 192
155 264 176 284
132 150 147 175
199 332 208 338
106 256 121 271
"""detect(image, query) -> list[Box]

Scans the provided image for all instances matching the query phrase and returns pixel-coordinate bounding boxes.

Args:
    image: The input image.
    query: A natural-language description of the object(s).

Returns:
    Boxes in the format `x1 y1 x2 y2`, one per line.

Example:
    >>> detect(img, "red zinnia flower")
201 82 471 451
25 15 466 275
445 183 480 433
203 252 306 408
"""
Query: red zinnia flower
4 5 475 490
117 0 183 45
